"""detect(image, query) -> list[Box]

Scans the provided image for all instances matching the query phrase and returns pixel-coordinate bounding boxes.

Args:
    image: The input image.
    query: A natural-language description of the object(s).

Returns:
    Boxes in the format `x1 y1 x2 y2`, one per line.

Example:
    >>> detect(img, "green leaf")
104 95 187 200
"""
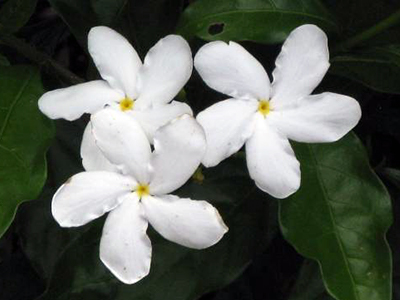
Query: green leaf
0 65 54 238
0 0 38 33
0 53 10 66
280 133 393 300
21 157 276 300
176 0 338 44
47 0 126 47
324 0 400 42
380 168 400 190
48 0 184 54
330 45 400 94
288 260 335 300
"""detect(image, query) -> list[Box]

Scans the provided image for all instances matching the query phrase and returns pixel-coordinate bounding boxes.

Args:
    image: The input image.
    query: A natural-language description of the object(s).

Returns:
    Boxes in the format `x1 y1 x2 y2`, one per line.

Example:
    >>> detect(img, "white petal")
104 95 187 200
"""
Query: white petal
142 194 228 249
91 109 151 182
100 193 151 284
269 93 362 143
196 98 258 167
149 115 206 195
194 41 270 100
88 26 142 98
52 171 136 227
38 80 122 121
271 25 330 109
131 101 193 143
136 35 192 107
80 123 119 172
246 116 300 199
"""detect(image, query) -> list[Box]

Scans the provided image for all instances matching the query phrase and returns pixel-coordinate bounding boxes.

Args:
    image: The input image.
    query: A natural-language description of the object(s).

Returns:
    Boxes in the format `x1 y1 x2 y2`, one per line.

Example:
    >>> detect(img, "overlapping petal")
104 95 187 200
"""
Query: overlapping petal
271 25 330 109
91 109 151 182
38 81 122 121
268 92 362 143
142 194 228 249
52 171 135 227
136 35 192 107
100 193 151 284
194 41 270 100
197 98 258 167
80 123 119 172
246 116 300 199
149 115 206 195
131 101 193 142
88 26 142 98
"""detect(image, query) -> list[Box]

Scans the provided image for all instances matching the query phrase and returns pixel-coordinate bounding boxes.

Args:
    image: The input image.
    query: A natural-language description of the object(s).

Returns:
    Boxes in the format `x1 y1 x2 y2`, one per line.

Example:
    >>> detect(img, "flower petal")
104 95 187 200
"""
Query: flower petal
269 92 362 143
80 122 119 172
88 26 142 98
142 194 228 249
136 35 192 107
131 101 193 143
149 115 206 195
52 171 136 227
100 193 151 284
271 25 330 109
196 98 258 167
91 109 151 182
246 116 300 199
38 80 122 121
194 41 270 100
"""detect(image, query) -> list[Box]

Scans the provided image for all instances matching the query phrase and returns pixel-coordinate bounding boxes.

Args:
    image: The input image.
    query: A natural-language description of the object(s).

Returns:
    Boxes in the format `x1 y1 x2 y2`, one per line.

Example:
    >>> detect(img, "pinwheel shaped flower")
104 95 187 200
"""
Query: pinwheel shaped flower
195 24 362 199
51 109 228 284
38 26 193 171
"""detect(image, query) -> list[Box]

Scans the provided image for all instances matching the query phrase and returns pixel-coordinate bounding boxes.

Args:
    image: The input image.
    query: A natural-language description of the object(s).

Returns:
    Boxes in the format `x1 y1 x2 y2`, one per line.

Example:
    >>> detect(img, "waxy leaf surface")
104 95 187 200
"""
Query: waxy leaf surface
280 134 392 300
0 65 54 238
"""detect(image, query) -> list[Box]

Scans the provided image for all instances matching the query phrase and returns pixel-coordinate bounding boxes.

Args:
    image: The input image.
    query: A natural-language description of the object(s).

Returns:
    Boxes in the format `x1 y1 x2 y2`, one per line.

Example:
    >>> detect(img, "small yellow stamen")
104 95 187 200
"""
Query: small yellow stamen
136 184 149 198
258 100 271 117
119 97 134 111
192 167 205 184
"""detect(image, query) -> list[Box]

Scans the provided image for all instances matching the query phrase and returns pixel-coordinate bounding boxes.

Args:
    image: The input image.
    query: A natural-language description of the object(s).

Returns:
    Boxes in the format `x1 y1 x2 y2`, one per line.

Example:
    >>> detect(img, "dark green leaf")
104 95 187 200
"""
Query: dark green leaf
330 45 400 94
323 0 400 42
0 0 38 33
288 260 334 300
380 168 400 190
0 53 9 66
176 0 338 44
47 0 126 47
0 65 54 238
280 133 393 300
48 0 183 55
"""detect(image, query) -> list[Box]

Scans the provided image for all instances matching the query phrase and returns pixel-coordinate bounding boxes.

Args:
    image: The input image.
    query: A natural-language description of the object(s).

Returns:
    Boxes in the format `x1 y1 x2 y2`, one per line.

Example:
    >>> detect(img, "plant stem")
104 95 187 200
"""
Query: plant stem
336 8 400 51
0 34 84 85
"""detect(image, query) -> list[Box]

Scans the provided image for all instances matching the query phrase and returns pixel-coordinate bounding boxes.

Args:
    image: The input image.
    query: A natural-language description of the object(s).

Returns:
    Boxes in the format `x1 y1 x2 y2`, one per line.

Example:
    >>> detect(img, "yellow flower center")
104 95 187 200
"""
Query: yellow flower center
136 184 149 198
119 97 134 111
258 99 271 117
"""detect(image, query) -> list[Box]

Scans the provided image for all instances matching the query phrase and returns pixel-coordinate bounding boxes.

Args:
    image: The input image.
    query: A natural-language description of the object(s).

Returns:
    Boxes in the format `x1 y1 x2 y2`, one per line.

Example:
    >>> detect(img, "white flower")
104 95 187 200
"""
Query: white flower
38 26 193 171
194 24 362 199
51 109 228 284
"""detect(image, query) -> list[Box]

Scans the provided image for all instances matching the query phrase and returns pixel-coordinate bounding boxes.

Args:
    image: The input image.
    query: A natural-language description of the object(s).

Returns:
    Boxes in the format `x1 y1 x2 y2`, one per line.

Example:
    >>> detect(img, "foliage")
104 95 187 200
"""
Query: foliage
0 0 399 300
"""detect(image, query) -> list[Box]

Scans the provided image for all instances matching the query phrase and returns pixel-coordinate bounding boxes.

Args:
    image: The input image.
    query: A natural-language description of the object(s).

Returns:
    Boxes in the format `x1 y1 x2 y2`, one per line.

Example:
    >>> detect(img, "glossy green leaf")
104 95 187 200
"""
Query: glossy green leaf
0 65 54 238
280 133 392 300
19 156 276 300
0 0 38 33
176 0 338 44
330 45 400 94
